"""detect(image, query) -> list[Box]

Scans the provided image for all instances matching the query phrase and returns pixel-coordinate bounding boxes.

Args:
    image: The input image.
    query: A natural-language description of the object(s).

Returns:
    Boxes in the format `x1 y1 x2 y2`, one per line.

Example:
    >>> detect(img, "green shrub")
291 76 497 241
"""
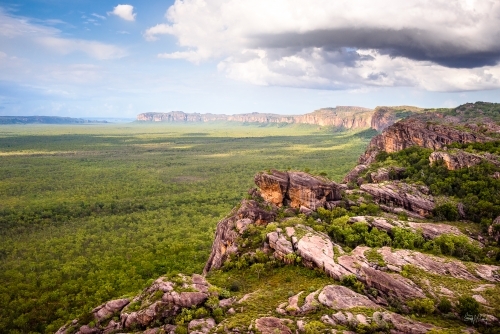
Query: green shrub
457 296 480 319
437 297 452 314
341 274 364 293
407 298 435 315
304 320 327 334
433 203 459 221
392 227 424 250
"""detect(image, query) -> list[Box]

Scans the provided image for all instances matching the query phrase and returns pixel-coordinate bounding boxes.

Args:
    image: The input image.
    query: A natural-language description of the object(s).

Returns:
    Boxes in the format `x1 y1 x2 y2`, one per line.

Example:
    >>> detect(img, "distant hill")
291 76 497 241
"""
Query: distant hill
137 106 431 131
0 116 108 125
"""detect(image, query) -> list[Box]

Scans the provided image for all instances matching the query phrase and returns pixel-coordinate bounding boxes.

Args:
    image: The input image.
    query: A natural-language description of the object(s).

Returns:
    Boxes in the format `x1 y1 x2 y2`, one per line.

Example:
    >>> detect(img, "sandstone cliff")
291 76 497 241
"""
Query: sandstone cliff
359 117 491 165
137 107 374 130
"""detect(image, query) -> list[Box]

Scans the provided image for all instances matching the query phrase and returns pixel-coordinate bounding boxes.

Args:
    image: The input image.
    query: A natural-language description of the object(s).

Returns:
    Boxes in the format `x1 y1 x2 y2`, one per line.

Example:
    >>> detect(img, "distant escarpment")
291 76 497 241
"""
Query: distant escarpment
0 116 108 124
137 107 373 130
137 105 434 132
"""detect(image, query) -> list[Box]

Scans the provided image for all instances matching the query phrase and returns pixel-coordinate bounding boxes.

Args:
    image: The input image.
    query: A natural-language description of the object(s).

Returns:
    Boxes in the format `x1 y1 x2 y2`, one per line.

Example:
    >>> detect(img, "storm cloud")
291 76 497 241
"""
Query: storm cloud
145 0 500 91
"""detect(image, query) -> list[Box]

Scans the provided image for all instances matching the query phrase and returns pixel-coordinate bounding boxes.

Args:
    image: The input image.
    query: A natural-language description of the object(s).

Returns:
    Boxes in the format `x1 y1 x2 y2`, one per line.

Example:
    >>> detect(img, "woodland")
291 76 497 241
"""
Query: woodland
0 122 373 333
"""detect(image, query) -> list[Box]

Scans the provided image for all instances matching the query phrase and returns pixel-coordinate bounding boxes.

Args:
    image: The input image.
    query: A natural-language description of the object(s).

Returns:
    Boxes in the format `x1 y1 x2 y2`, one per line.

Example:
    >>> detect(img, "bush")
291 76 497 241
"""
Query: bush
437 298 452 314
457 296 480 319
304 320 327 334
433 203 459 221
341 274 364 293
392 228 425 250
408 298 435 315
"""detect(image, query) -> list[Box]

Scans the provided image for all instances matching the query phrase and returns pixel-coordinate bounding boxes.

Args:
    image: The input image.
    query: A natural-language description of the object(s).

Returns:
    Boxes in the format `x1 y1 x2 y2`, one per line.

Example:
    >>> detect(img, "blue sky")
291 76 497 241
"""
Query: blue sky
1 0 500 117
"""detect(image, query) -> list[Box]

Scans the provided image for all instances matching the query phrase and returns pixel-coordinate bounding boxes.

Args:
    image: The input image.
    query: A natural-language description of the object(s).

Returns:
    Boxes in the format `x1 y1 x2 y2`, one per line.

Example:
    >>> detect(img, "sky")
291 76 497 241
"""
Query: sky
1 0 500 118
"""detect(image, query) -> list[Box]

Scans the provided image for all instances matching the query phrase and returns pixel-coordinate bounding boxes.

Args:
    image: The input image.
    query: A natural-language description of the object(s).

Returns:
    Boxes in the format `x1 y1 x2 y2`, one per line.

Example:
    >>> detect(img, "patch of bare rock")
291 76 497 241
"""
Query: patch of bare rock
360 182 435 217
56 274 214 334
254 170 342 210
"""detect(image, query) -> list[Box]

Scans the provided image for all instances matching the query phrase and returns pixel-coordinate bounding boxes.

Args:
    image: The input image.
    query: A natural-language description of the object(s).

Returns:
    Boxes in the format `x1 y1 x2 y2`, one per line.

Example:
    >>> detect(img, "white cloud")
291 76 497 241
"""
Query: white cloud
146 0 500 92
0 10 126 60
38 37 126 60
109 4 136 22
91 13 106 20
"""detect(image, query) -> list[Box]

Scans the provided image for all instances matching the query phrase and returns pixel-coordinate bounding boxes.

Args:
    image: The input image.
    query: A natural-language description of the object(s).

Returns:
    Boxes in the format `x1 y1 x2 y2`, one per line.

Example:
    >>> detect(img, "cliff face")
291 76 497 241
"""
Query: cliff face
359 117 490 165
137 107 374 130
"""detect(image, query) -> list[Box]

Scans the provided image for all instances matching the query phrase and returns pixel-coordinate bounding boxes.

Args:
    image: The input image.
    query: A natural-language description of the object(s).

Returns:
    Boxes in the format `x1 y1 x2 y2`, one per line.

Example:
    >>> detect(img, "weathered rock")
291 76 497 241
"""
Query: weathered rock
255 170 342 210
429 150 484 170
78 325 100 334
407 222 467 240
369 167 406 183
188 318 216 334
360 182 434 217
475 264 500 282
93 298 130 323
162 291 208 308
318 285 378 309
343 164 367 184
378 247 479 281
204 199 276 273
292 226 350 280
219 297 236 308
381 312 434 333
359 117 490 165
267 231 294 261
349 216 472 241
488 216 500 243
254 317 292 334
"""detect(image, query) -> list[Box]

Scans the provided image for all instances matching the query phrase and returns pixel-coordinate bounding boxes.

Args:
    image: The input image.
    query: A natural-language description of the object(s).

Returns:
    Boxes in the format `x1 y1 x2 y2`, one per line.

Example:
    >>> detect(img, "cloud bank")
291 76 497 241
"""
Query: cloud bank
110 4 136 22
0 9 126 60
145 0 500 92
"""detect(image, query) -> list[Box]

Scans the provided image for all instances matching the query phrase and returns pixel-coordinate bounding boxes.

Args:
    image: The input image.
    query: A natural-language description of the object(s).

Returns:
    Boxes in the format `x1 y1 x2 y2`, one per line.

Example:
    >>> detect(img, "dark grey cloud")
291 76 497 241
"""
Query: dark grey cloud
251 28 500 68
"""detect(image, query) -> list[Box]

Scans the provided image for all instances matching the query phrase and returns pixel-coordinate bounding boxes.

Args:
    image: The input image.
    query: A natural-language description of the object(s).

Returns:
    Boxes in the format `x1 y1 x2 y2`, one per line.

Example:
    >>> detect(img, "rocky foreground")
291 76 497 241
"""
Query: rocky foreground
60 102 500 333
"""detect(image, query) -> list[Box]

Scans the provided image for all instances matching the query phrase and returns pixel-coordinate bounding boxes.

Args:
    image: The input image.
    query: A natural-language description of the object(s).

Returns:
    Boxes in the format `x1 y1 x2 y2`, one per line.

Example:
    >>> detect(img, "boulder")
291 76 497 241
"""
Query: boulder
343 164 367 184
255 170 342 210
360 182 434 217
188 318 216 334
93 298 130 322
254 317 292 334
203 199 276 273
369 167 406 183
318 285 378 309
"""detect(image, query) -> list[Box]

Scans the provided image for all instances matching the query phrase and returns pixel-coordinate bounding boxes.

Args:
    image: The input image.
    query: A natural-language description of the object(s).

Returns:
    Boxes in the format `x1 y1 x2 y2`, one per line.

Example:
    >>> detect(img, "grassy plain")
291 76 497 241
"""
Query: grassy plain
0 122 374 333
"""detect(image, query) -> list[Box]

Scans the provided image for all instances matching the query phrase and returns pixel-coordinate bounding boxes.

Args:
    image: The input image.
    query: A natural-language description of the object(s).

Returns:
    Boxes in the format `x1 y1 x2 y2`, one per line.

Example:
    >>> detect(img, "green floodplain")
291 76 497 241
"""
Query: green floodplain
0 122 375 333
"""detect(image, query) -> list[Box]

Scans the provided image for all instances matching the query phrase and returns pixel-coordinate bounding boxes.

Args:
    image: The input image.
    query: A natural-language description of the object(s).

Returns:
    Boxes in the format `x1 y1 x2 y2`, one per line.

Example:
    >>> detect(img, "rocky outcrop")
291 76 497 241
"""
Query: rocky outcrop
255 170 342 210
342 164 367 184
368 167 406 183
188 318 215 334
254 317 293 334
349 216 473 241
267 225 350 280
137 107 375 130
360 182 435 217
360 118 490 165
429 150 500 170
322 310 434 334
317 285 378 309
57 274 214 334
370 106 424 132
203 199 276 273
